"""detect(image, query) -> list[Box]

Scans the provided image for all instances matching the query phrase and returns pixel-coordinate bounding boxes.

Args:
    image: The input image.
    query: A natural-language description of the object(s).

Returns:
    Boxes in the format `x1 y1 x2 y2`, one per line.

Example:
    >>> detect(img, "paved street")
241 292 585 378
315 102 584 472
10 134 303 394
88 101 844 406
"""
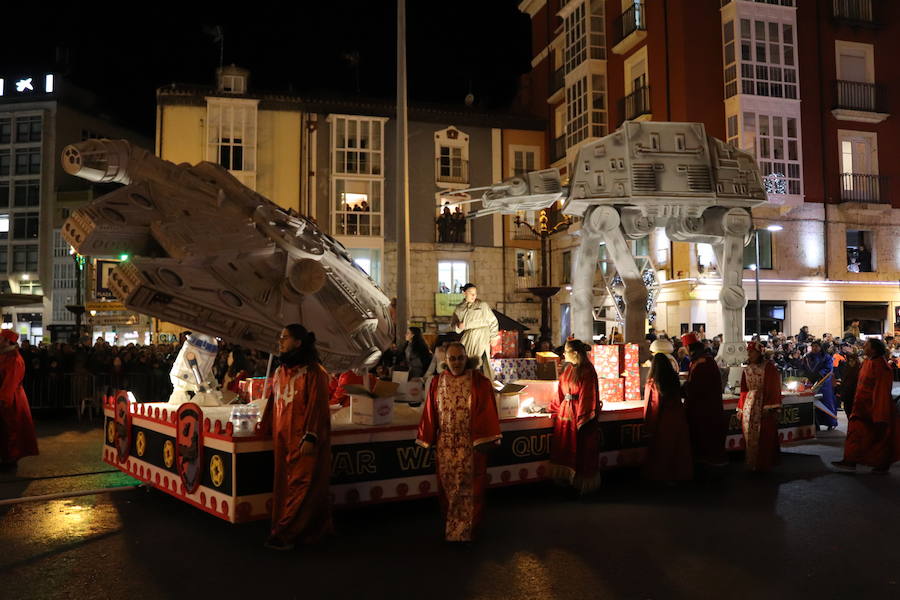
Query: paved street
2 416 897 600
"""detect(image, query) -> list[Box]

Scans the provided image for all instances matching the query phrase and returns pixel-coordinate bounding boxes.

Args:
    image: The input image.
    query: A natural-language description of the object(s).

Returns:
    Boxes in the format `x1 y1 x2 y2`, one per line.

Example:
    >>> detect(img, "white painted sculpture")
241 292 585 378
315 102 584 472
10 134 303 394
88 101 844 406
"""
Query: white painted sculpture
60 139 394 373
464 122 765 375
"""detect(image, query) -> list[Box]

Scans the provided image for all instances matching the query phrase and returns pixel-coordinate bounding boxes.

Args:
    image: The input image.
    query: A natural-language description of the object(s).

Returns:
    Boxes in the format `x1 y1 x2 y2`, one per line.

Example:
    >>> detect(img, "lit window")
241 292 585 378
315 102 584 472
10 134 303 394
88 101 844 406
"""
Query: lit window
334 178 381 237
0 214 8 240
438 261 468 294
333 116 383 176
743 229 773 270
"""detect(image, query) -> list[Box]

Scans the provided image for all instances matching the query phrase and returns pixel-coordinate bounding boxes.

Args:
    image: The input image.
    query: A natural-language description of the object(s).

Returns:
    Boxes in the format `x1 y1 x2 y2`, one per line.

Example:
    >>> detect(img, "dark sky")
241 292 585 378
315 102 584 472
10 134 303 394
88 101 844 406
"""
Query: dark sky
3 2 533 136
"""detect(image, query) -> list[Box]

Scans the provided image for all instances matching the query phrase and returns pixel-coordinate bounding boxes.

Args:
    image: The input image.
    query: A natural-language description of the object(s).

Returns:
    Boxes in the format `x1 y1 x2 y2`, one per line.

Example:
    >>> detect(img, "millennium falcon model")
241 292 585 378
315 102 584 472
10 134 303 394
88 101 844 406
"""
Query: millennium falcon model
61 139 393 372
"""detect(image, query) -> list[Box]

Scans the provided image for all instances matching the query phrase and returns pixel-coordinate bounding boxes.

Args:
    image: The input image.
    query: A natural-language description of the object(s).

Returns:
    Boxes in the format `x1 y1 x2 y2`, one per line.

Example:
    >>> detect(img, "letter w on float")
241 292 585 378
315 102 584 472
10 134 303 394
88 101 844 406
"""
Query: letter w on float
396 445 433 471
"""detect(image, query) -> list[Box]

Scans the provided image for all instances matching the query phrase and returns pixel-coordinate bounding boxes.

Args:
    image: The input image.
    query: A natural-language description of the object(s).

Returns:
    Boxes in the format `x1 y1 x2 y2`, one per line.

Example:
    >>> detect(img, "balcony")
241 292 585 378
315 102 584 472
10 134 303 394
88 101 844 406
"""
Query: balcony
618 85 651 124
611 2 647 56
832 80 889 123
435 158 468 185
435 212 469 245
832 0 882 27
550 135 566 164
839 173 890 205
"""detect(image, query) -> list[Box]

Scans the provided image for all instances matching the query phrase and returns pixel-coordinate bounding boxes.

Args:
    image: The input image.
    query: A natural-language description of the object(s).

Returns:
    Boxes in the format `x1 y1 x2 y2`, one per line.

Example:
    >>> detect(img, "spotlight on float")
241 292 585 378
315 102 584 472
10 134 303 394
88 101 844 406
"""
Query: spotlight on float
766 225 783 232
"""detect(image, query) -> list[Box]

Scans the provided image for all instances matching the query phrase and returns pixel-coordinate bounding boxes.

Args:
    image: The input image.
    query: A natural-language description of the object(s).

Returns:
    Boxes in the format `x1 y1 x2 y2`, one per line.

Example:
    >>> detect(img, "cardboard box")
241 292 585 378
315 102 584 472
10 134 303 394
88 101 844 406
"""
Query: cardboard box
514 379 558 409
346 380 400 426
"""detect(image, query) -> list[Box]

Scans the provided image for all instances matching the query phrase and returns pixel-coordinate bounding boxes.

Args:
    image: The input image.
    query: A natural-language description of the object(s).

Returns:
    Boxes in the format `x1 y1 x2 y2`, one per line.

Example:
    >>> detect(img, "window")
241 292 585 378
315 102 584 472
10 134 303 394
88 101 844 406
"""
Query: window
590 74 607 137
17 280 42 295
743 229 773 270
0 149 9 176
221 75 246 94
730 18 797 100
438 146 465 182
588 0 606 60
0 214 8 239
53 261 77 289
512 148 537 178
333 116 383 176
743 112 802 195
333 178 382 236
564 2 587 73
562 250 572 284
14 148 40 175
13 180 39 207
348 248 381 284
13 212 38 239
516 249 536 277
0 182 8 208
207 101 257 174
438 261 468 294
12 245 38 272
846 230 874 272
0 118 10 144
566 77 589 147
0 247 6 273
15 116 41 143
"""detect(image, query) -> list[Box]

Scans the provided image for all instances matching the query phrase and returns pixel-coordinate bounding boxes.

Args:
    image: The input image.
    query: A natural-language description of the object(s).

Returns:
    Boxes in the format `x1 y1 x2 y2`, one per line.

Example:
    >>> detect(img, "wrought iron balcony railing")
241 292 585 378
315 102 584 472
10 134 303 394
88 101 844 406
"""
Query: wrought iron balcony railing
613 2 646 46
834 80 887 113
618 85 651 124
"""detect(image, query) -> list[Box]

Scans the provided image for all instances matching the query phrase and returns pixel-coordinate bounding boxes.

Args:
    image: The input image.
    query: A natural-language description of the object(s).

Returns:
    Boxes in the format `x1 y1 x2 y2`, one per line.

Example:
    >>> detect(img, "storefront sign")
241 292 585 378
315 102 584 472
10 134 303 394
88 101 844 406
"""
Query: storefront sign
86 301 126 312
95 259 121 300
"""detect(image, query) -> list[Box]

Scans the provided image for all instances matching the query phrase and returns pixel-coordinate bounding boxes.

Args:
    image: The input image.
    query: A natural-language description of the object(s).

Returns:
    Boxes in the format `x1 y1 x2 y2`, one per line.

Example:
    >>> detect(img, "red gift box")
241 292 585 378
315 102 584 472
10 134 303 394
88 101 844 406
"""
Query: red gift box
599 377 624 403
623 375 642 403
490 331 519 359
593 345 621 379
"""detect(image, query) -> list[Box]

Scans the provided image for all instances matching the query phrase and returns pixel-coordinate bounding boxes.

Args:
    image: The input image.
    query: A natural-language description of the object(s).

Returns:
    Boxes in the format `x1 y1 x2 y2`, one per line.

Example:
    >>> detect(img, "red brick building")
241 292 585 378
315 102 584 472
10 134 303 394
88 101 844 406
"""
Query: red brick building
517 0 900 340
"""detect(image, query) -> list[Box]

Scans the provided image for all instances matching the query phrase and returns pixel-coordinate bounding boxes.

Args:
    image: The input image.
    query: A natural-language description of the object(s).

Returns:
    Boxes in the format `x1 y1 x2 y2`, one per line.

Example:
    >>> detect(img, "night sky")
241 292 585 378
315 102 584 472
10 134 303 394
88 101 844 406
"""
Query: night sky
3 2 533 136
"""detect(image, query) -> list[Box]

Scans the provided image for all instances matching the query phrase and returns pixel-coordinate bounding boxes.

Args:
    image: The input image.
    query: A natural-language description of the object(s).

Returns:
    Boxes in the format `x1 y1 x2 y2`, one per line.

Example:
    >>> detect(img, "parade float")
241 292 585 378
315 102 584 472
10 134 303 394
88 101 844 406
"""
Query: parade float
65 125 815 525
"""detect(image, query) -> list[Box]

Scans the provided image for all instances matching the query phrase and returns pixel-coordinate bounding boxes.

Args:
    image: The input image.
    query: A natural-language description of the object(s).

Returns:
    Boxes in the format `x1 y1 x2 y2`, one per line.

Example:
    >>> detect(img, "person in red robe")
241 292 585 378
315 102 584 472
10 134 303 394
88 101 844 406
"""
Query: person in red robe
550 338 601 493
259 324 332 550
681 333 727 468
643 353 693 482
833 338 900 473
737 342 782 472
416 342 502 542
0 329 38 470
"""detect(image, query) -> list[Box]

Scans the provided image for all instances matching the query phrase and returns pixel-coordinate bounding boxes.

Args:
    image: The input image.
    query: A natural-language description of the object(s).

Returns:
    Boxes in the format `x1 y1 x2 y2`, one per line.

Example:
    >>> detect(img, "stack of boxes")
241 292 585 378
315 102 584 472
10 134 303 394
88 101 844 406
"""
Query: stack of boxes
490 358 538 384
592 344 640 404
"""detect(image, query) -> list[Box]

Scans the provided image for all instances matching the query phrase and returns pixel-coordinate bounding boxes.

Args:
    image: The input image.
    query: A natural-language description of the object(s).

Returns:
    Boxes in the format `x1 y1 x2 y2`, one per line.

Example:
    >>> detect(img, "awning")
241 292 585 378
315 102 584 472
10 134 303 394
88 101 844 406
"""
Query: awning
492 309 529 332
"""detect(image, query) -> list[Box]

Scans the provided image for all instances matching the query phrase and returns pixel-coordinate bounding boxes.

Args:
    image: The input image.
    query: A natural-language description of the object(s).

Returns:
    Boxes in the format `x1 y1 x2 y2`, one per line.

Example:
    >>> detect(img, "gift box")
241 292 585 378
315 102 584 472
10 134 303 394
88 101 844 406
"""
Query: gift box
490 358 538 384
490 331 520 359
599 377 624 403
535 352 560 380
593 345 621 379
623 375 642 403
593 344 640 379
347 380 400 426
245 377 269 401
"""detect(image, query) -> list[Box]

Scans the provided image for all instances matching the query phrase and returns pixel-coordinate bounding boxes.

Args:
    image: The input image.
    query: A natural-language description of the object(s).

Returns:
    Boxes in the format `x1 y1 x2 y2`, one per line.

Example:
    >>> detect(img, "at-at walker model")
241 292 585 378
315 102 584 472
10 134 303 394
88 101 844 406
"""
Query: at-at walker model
60 139 394 375
460 121 765 380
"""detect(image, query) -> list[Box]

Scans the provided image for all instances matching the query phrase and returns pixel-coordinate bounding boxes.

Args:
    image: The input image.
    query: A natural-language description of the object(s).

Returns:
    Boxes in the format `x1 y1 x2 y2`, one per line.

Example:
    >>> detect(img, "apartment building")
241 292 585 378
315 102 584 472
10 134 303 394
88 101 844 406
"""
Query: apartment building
518 0 900 341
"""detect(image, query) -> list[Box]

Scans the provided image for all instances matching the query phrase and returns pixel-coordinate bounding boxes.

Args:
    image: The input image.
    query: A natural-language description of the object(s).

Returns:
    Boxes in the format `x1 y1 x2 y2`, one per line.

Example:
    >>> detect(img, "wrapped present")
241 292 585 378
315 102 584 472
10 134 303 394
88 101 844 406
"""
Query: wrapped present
622 344 640 379
599 377 624 403
593 345 621 379
490 330 520 359
490 358 538 383
623 375 642 403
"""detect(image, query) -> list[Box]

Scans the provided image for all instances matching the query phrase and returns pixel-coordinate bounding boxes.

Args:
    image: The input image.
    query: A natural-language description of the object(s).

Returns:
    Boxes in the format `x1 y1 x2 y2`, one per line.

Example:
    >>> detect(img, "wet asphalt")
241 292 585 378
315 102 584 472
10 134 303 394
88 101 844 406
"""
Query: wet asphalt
1 414 897 600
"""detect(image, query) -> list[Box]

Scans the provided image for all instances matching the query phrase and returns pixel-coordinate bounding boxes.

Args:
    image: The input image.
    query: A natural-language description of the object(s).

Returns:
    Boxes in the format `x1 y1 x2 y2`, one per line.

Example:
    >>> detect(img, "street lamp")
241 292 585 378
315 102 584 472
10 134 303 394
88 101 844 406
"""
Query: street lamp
513 208 572 343
65 245 86 344
752 224 782 338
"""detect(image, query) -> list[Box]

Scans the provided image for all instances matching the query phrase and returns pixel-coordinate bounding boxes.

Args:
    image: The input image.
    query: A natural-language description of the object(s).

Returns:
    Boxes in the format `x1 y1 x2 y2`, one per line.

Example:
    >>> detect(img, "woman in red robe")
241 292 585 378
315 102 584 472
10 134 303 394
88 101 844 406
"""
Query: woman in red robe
737 342 782 472
550 339 601 493
643 353 693 482
0 329 38 470
833 338 900 473
259 324 332 550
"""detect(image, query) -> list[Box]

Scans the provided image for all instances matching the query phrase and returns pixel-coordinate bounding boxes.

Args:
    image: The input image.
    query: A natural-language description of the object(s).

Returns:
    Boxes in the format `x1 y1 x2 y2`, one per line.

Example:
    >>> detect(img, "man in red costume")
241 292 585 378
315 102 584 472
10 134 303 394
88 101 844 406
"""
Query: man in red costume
833 338 900 474
416 342 502 542
681 332 727 468
738 341 782 472
0 329 38 470
260 324 332 550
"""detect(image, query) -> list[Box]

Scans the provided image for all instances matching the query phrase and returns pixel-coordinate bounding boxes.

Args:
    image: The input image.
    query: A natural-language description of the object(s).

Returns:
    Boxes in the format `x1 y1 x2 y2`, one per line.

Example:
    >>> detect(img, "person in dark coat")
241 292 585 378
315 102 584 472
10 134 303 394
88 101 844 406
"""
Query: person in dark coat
681 332 727 468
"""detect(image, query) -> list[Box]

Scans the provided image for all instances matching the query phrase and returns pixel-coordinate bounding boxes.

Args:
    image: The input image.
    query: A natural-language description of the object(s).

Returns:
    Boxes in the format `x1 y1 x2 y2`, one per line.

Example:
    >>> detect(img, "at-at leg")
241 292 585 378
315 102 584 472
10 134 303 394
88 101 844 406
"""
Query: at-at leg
585 207 647 347
712 208 752 388
571 228 602 343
